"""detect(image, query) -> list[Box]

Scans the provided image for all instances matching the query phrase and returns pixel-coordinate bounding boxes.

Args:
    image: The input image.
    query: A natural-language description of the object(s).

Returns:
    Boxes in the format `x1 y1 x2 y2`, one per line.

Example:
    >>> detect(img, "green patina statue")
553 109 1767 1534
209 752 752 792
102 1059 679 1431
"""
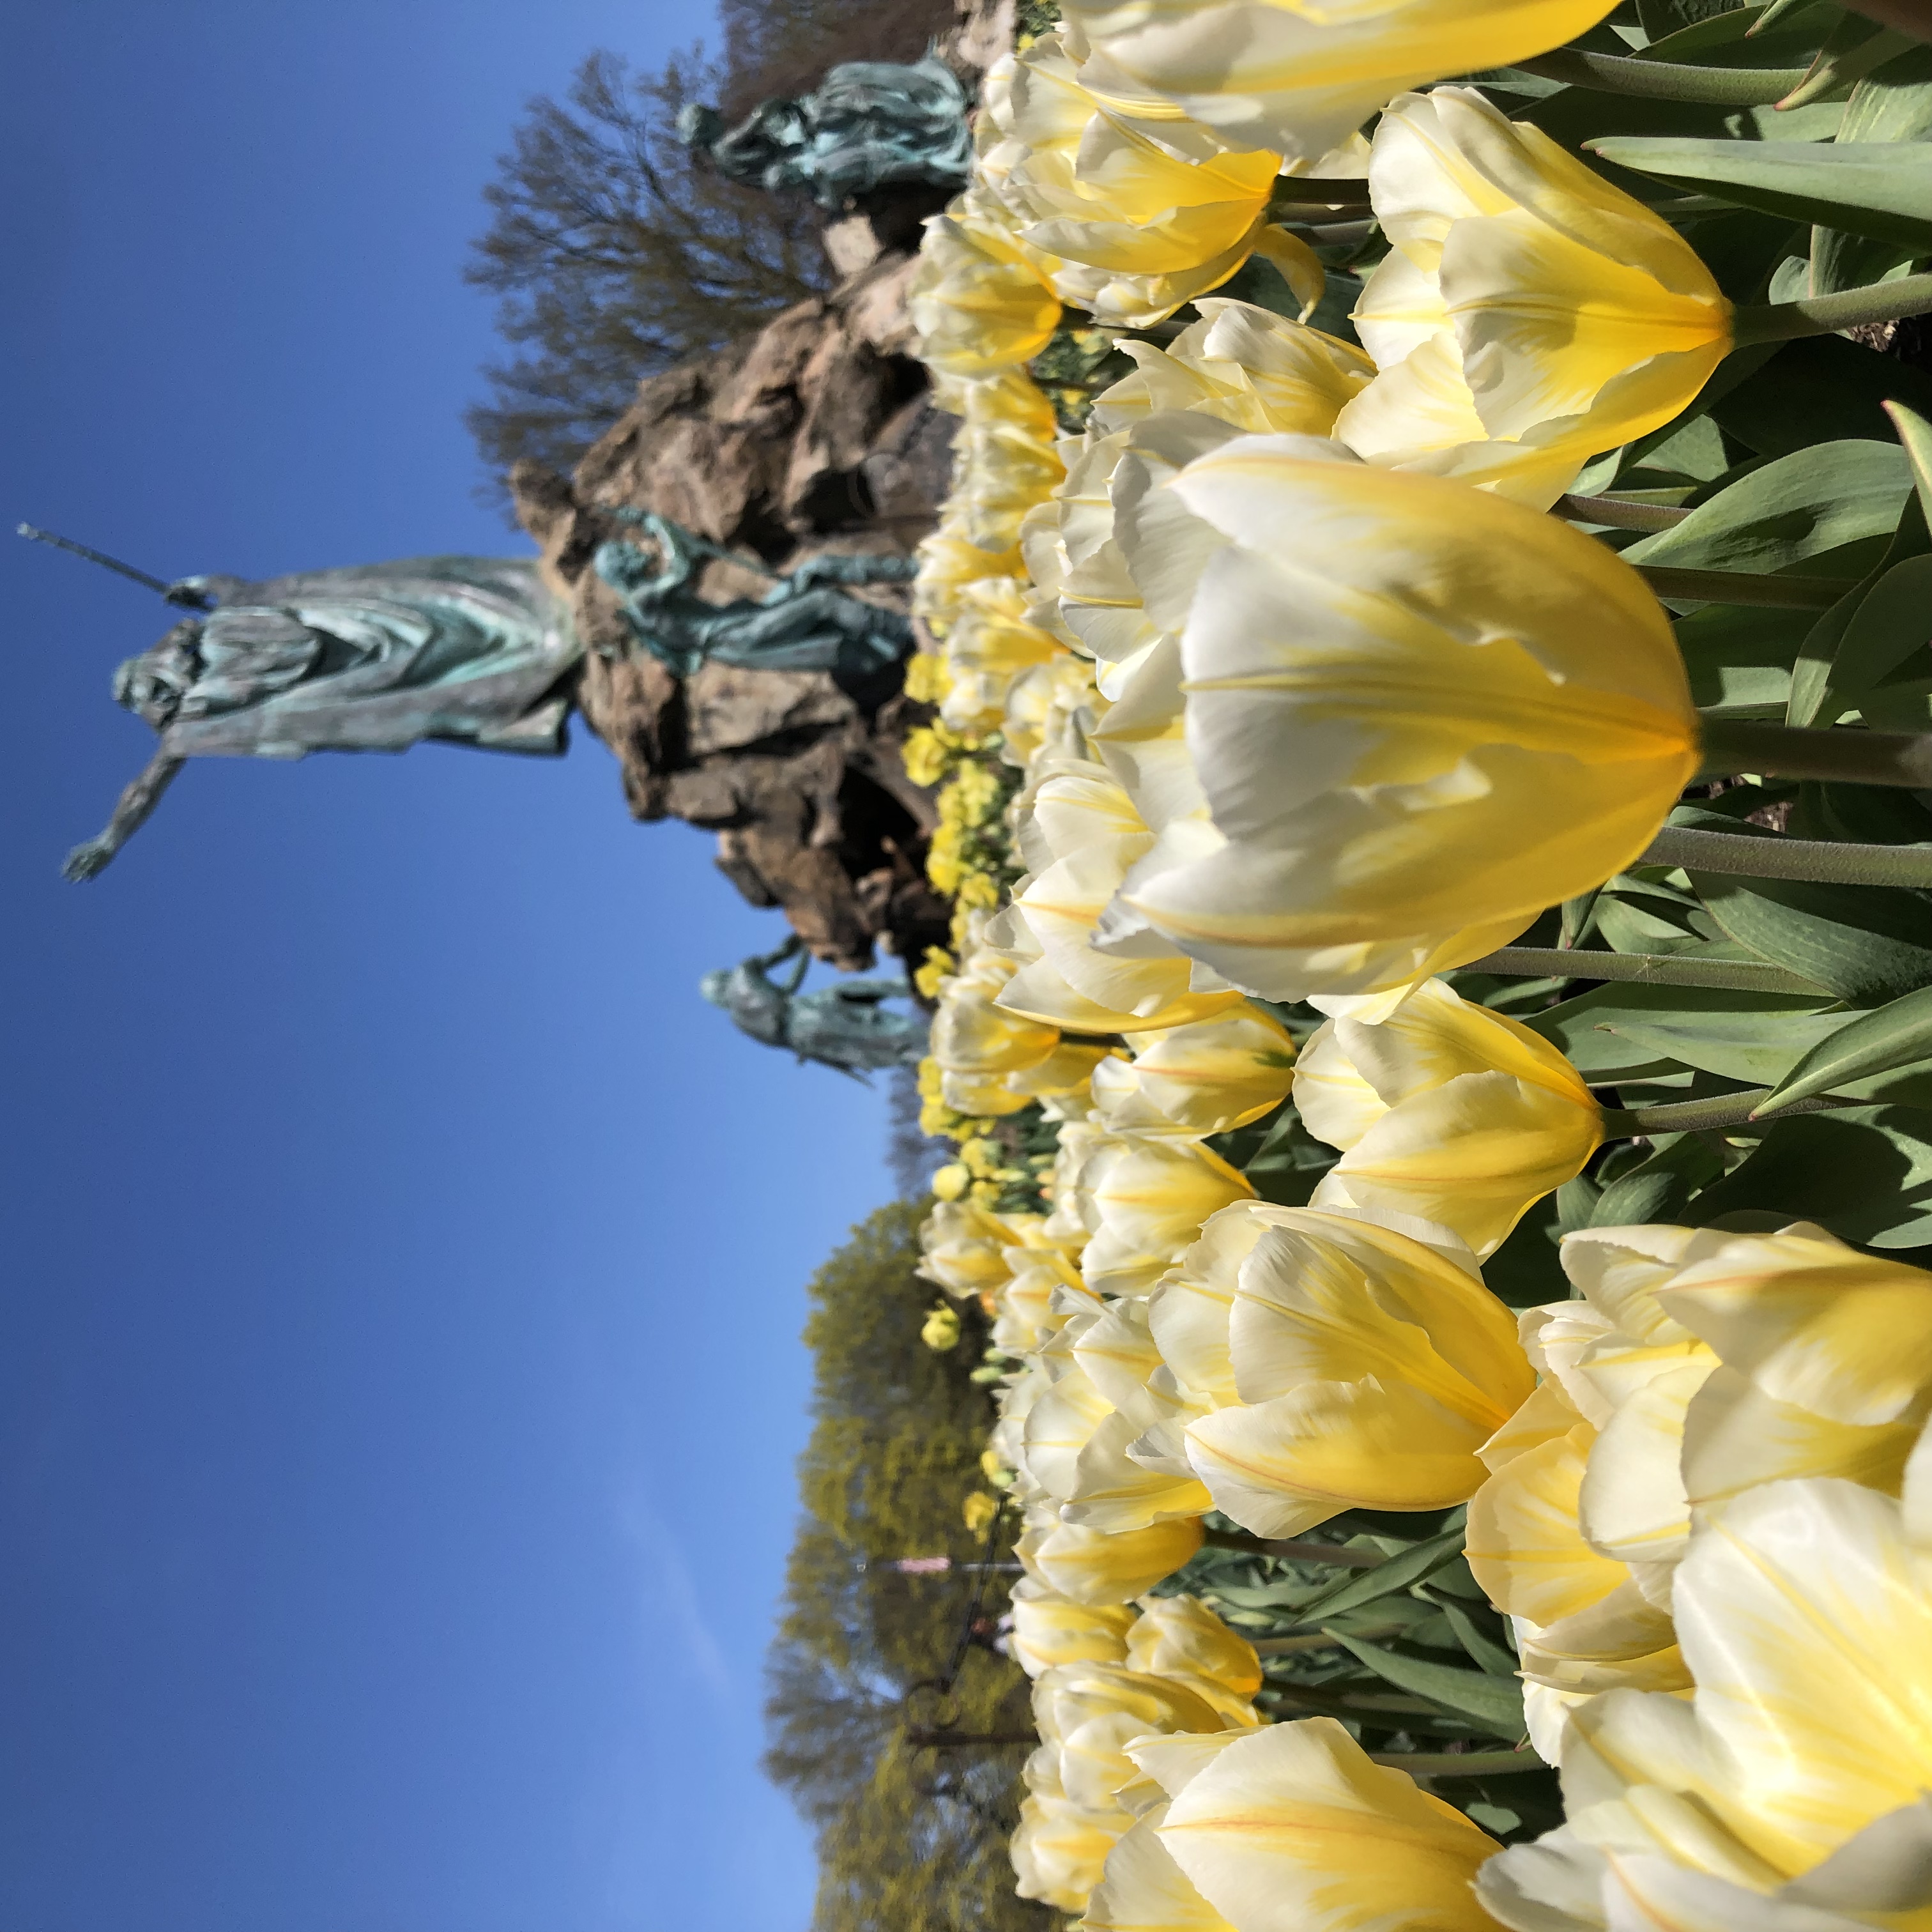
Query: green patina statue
702 934 928 1078
677 53 972 211
592 510 916 693
61 555 580 880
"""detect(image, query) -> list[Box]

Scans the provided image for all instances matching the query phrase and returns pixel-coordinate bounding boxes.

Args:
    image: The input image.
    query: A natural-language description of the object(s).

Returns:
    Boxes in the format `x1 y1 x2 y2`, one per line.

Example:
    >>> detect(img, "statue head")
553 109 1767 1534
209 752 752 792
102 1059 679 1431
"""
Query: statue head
676 102 724 155
113 620 204 730
699 969 732 1008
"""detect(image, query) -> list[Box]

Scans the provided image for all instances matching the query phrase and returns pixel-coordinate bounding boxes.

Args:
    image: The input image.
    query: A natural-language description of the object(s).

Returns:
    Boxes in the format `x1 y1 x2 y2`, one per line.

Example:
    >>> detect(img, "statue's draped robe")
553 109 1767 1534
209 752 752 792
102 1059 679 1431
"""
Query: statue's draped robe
151 557 580 760
696 56 972 210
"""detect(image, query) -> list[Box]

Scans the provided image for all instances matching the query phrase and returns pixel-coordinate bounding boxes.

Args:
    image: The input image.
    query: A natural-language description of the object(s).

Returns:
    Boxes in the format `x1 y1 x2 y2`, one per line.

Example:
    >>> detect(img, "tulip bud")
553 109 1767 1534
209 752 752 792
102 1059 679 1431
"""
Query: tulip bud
1009 1583 1137 1678
1020 1512 1206 1605
1094 1002 1297 1138
1147 1719 1503 1931
987 36 1322 328
1147 1200 1534 1538
917 1199 1020 1301
1057 0 1620 164
1077 1132 1255 1298
1125 1594 1262 1698
1337 89 1733 508
1113 434 1700 1002
910 187 1062 381
1295 977 1601 1259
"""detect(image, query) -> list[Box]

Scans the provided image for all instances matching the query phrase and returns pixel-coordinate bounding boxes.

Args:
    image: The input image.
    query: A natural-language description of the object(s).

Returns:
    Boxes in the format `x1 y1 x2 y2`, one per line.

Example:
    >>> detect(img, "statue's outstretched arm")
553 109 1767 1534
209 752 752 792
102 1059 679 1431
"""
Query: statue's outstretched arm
62 751 186 882
748 931 808 976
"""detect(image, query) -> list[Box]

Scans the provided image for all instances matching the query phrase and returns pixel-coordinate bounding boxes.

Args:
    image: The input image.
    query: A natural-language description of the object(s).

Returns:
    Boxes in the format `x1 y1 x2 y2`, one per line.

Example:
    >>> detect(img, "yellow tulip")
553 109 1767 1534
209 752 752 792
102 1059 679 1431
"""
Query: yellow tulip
1003 651 1101 774
1125 1594 1262 1698
1014 1761 1124 1914
1476 1464 1932 1932
1039 1659 1259 1800
1025 1298 1216 1531
995 758 1247 1036
946 365 1067 552
932 944 1101 1117
1144 1717 1505 1932
1112 434 1701 1002
1337 88 1732 509
923 1301 963 1352
910 186 1062 381
1009 1581 1137 1678
940 577 1070 737
1057 0 1618 164
1082 1803 1239 1932
917 1199 1023 1301
914 503 1025 636
1020 1509 1207 1605
1096 296 1374 438
1145 1200 1533 1538
1075 1131 1256 1298
989 36 1323 329
1470 1222 1932 1764
995 1239 1091 1355
1094 1003 1297 1139
1295 976 1601 1259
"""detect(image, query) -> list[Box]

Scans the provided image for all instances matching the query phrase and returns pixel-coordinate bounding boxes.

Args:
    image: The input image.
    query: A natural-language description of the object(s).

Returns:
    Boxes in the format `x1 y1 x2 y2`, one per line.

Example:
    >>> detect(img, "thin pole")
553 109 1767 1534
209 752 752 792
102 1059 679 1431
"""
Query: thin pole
16 523 211 609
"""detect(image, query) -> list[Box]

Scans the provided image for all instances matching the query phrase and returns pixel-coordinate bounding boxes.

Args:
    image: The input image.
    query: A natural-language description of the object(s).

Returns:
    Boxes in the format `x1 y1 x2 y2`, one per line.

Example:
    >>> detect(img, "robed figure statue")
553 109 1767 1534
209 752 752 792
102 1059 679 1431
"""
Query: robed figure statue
702 935 927 1078
678 54 972 211
63 556 581 880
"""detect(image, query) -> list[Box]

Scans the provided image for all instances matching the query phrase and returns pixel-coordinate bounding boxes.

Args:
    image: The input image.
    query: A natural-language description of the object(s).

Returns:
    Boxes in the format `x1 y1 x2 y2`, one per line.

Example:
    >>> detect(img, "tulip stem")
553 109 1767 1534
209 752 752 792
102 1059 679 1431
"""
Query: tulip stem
1516 49 1807 103
1202 1528 1385 1567
1602 1088 1859 1133
1254 1624 1406 1655
1641 818 1932 887
1733 272 1932 345
1699 717 1932 798
1559 492 1692 532
1638 565 1855 608
1367 1748 1548 1776
1461 946 1825 993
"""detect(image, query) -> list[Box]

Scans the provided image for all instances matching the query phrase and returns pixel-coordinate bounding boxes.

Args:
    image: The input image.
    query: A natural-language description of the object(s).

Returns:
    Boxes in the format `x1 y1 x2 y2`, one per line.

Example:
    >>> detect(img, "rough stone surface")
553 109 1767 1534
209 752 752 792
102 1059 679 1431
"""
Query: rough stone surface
511 250 956 972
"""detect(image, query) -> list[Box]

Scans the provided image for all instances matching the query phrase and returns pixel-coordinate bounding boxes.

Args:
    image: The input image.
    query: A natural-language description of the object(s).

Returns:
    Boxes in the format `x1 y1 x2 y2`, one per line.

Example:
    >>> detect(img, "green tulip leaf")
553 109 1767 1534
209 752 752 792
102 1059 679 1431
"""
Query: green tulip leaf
1589 137 1932 247
1713 336 1932 460
1589 1132 1728 1222
1691 872 1932 1004
1601 1009 1853 1085
1622 440 1912 579
1282 1526 1468 1629
1427 1598 1522 1680
1685 1108 1932 1246
1814 45 1932 296
1530 981 1837 1076
1321 1630 1526 1736
1758 983 1932 1113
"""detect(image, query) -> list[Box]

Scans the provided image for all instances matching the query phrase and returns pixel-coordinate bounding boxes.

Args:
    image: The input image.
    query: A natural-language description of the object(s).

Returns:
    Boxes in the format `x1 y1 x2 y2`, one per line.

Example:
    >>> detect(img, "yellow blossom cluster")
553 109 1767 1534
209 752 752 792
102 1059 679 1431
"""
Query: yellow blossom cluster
894 1 1932 1925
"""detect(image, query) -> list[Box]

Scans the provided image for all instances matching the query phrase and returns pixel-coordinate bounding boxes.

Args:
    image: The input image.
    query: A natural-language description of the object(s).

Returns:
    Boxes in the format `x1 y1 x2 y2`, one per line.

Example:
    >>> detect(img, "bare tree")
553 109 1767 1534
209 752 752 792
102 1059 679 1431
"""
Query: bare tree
465 45 831 494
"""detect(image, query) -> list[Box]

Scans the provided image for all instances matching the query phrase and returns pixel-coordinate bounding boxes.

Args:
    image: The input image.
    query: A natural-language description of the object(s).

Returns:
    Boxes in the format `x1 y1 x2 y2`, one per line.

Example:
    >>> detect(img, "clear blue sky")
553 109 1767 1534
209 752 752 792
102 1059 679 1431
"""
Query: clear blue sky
0 6 903 1929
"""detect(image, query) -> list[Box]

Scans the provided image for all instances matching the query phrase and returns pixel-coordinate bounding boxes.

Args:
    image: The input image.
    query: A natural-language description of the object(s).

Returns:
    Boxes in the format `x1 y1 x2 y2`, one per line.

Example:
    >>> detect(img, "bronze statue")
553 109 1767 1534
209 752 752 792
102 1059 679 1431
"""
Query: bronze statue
54 552 580 880
592 510 916 693
702 934 927 1077
678 54 972 212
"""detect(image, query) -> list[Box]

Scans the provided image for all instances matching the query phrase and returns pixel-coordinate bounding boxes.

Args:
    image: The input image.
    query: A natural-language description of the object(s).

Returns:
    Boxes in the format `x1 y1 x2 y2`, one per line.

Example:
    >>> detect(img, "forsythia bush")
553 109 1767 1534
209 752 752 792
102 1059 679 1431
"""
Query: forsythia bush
907 4 1932 1928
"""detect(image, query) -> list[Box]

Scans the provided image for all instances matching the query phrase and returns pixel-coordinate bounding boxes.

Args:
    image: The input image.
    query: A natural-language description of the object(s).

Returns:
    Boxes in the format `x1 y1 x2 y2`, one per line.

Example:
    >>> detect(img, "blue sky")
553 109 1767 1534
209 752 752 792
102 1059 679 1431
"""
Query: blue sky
1 6 902 1928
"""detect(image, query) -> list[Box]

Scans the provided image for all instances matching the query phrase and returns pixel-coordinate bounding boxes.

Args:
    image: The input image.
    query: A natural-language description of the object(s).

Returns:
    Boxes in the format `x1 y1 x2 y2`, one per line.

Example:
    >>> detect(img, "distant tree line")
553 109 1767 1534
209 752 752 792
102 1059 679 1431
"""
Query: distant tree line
764 1200 1055 1932
466 0 958 498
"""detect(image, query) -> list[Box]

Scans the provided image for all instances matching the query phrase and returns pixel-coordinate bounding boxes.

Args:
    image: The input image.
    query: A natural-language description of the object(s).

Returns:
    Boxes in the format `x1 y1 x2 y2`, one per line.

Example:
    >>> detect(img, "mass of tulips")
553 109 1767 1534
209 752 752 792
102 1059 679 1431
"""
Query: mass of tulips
903 2 1932 1926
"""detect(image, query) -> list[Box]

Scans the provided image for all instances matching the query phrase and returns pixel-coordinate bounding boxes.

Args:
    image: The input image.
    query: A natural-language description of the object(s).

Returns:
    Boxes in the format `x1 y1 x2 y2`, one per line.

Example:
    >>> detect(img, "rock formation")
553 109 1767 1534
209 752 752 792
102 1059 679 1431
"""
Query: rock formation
509 0 1015 972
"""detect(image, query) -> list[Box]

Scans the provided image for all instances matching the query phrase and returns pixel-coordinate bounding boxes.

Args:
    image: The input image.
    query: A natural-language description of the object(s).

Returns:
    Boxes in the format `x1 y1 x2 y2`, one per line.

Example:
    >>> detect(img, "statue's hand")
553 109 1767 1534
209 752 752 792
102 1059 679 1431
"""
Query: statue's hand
62 837 116 883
